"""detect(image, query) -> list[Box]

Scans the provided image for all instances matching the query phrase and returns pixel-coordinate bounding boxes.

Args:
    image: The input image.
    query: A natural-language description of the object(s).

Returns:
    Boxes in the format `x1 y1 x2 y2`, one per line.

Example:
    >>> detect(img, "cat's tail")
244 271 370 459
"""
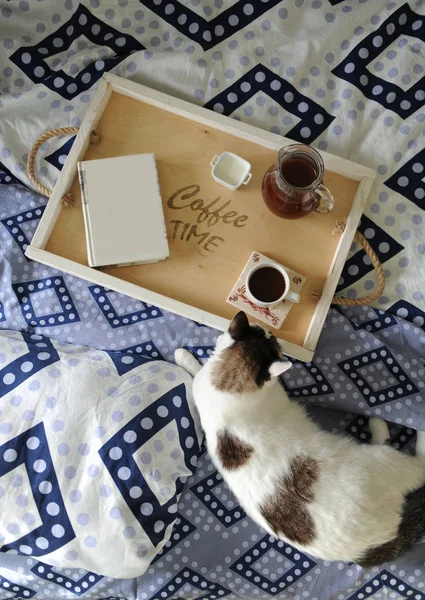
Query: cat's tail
175 348 203 378
356 482 425 567
357 425 425 567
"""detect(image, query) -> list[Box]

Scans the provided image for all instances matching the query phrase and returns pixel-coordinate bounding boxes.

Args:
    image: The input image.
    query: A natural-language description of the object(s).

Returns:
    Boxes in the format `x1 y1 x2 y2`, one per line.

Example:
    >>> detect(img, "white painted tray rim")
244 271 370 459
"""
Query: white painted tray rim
26 74 376 362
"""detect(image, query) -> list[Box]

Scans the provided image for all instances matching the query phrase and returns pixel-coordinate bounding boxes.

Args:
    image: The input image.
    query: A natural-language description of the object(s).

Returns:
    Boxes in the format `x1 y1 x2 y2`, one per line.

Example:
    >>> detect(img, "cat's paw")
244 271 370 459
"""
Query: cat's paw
369 417 390 445
174 348 191 367
174 348 202 377
416 431 425 457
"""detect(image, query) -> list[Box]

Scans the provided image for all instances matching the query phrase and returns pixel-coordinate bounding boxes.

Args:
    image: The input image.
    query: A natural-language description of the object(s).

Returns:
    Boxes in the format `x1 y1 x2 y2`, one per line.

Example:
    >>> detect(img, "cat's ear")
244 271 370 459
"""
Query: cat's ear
269 361 292 377
229 311 250 341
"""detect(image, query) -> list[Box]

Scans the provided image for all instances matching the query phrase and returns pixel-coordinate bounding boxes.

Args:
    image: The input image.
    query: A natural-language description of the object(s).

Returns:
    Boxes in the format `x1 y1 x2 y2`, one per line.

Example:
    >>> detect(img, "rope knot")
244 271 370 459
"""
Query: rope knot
62 192 74 208
90 129 100 145
332 220 346 235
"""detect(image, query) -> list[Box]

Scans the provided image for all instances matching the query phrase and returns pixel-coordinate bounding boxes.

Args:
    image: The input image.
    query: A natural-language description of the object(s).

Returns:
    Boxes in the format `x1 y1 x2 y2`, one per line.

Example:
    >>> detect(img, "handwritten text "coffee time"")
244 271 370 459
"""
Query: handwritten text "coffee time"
167 184 249 254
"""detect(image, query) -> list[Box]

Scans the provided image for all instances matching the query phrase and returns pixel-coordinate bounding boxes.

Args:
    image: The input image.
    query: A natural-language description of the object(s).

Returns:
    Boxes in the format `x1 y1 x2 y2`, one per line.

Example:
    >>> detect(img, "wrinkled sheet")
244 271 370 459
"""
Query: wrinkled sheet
1 0 425 598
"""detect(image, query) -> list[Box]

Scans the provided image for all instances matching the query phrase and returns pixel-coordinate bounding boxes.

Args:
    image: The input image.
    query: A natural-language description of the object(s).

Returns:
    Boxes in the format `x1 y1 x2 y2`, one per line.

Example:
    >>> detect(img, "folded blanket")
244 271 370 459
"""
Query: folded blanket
0 329 202 578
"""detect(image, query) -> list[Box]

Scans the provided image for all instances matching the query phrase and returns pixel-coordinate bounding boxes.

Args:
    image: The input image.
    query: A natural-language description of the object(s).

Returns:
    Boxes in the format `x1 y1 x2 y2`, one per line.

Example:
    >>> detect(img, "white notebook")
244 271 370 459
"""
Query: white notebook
78 153 169 268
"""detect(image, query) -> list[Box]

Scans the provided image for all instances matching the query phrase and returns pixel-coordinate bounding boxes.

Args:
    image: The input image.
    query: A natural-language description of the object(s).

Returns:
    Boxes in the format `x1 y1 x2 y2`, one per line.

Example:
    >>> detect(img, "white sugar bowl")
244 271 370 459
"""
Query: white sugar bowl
210 152 252 191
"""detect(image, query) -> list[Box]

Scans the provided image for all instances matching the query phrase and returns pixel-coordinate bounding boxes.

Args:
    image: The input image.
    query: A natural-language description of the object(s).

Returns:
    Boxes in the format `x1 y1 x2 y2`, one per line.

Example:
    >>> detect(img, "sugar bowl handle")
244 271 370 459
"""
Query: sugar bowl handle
243 172 252 185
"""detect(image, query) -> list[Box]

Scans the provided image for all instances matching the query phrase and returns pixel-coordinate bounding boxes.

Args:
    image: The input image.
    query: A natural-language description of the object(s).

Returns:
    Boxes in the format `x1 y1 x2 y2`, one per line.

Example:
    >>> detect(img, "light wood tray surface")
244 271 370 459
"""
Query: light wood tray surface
46 92 359 348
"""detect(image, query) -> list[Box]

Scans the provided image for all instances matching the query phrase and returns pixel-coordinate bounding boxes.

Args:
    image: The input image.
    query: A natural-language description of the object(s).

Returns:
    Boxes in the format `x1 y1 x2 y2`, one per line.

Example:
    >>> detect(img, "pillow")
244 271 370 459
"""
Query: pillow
0 330 202 578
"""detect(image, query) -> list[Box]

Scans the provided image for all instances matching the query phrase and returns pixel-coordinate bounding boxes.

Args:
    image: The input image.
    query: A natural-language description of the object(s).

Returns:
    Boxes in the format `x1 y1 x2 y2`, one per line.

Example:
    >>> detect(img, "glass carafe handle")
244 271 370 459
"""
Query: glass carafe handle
314 184 334 214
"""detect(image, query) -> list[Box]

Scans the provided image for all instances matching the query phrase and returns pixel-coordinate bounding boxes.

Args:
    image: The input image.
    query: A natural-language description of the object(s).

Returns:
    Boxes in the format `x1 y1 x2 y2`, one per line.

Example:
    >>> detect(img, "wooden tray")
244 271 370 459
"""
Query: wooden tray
27 74 375 362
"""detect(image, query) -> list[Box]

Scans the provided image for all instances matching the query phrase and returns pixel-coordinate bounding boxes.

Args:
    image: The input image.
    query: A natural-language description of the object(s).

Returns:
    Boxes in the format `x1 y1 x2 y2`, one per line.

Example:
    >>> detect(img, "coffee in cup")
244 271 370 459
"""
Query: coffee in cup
246 263 300 308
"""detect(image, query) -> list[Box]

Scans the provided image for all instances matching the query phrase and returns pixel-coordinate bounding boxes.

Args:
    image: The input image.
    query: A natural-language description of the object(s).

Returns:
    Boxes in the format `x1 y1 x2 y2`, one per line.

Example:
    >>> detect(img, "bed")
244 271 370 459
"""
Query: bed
0 0 425 598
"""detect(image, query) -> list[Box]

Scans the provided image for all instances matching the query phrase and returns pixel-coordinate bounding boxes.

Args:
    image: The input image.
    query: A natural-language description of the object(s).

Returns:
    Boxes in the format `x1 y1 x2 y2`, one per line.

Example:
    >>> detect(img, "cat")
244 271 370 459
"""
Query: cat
175 311 425 567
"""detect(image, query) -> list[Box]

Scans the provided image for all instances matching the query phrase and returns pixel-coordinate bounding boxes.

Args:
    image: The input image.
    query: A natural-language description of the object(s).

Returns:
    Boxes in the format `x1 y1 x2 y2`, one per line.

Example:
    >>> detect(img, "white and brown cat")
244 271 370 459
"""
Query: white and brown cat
175 311 425 567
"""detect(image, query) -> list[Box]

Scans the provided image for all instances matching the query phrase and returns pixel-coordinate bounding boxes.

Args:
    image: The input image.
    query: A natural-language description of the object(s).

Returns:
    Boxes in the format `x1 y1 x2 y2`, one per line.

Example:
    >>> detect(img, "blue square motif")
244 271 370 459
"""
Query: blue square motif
89 285 162 328
338 346 418 406
231 536 315 595
1 206 46 260
31 563 102 597
332 3 425 118
12 277 80 327
10 4 144 99
205 64 334 144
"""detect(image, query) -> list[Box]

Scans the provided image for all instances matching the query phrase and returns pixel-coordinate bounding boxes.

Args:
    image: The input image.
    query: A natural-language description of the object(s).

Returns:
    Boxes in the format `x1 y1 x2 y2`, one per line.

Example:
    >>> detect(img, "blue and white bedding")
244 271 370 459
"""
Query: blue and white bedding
1 0 425 598
0 329 201 578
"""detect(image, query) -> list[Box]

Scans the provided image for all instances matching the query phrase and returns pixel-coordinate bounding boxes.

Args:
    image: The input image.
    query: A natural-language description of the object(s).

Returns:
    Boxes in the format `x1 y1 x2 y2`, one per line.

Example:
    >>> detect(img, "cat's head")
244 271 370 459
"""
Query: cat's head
211 311 292 394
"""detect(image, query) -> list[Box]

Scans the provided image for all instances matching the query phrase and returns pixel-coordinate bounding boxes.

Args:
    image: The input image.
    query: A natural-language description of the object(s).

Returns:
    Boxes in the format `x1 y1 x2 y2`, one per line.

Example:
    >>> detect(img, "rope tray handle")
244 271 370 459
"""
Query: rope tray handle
27 127 100 208
330 220 385 306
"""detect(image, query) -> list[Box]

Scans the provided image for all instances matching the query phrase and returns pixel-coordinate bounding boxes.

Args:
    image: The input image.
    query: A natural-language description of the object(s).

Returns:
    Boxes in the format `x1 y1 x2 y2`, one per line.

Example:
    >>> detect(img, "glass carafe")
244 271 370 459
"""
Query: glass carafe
262 144 334 219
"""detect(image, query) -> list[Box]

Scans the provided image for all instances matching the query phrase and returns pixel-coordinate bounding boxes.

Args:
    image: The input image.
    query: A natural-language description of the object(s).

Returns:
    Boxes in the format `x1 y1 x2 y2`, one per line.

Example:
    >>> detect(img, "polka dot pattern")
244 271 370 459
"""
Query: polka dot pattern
1 206 45 257
151 566 230 600
370 37 425 92
193 470 245 526
282 361 332 397
144 0 282 51
1 0 425 595
386 146 425 211
106 340 162 375
231 535 315 593
338 216 404 294
338 346 418 406
32 562 102 594
391 300 425 331
9 4 144 99
12 277 80 328
99 383 200 549
44 135 75 171
0 576 34 599
0 421 75 560
204 64 334 145
0 332 59 399
333 4 425 118
89 285 162 327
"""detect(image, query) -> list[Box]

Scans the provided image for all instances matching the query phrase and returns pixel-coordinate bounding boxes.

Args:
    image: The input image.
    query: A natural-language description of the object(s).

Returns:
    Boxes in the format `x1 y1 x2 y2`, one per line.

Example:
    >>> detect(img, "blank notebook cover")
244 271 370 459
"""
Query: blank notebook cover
78 153 169 268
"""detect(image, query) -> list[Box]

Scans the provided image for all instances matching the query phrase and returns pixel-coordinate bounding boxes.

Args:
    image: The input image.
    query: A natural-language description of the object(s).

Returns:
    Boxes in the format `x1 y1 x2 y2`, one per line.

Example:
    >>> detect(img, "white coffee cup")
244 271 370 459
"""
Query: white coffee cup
246 262 300 308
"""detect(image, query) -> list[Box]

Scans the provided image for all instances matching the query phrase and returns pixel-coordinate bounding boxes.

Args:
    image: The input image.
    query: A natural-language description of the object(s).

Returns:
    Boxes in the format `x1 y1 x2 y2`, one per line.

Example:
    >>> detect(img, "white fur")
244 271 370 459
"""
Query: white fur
175 342 425 564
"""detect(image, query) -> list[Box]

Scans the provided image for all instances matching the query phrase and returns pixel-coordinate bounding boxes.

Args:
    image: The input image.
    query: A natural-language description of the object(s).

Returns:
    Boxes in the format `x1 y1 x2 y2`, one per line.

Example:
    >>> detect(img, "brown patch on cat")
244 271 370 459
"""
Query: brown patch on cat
261 456 319 546
287 456 318 502
211 344 262 393
217 431 254 470
211 314 282 393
